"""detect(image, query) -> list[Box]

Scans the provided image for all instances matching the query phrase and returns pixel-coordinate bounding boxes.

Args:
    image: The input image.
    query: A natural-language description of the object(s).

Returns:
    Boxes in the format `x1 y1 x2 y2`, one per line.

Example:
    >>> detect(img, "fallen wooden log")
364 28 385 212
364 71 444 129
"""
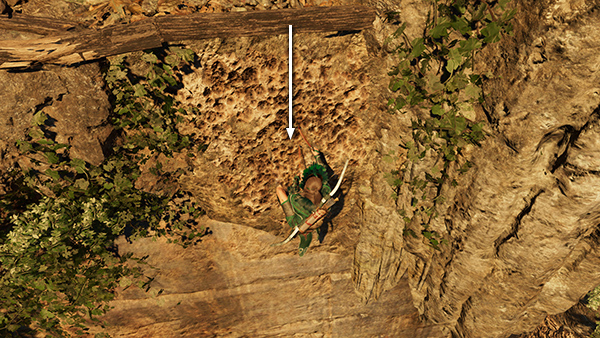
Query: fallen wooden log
0 5 376 69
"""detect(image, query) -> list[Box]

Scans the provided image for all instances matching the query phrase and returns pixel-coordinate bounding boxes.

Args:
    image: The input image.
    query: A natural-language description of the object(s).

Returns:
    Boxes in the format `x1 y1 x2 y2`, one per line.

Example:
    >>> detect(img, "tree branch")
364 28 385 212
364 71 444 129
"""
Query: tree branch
0 6 376 69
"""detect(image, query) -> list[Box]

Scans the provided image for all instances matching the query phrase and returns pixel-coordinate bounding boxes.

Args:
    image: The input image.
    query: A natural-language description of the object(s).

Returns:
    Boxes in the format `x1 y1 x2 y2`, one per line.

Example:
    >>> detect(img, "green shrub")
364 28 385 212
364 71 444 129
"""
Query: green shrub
0 47 204 337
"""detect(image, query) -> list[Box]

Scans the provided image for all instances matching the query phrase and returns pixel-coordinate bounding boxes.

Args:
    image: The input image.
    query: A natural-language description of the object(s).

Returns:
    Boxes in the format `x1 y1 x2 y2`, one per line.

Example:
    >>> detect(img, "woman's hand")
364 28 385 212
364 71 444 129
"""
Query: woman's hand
276 185 288 203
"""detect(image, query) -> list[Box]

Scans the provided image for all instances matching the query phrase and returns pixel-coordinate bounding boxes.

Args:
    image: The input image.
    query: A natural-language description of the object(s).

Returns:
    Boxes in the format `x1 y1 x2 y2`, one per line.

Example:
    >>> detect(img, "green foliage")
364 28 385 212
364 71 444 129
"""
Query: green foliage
592 327 600 338
0 47 205 336
587 285 600 311
386 0 515 249
106 46 198 158
585 285 600 337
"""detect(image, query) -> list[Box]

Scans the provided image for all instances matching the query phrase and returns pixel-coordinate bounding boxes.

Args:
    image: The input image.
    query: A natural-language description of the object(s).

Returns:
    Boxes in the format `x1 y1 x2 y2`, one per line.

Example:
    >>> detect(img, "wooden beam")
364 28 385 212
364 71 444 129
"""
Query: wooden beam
0 5 376 69
0 14 82 35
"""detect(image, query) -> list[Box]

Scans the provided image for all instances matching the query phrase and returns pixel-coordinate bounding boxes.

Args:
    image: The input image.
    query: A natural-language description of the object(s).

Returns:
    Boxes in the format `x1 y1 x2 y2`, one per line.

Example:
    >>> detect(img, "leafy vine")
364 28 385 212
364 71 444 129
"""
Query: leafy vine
386 0 516 249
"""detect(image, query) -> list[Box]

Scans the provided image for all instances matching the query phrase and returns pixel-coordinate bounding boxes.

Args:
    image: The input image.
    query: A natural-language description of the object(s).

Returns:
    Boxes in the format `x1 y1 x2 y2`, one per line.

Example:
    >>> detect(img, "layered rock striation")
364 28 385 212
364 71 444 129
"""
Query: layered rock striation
351 0 600 337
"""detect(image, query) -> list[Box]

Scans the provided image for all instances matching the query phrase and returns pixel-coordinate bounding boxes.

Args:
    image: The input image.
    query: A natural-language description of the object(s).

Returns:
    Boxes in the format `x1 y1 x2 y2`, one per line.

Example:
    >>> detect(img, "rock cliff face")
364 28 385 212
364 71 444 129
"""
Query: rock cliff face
2 0 600 336
373 0 600 337
168 0 600 337
90 219 442 337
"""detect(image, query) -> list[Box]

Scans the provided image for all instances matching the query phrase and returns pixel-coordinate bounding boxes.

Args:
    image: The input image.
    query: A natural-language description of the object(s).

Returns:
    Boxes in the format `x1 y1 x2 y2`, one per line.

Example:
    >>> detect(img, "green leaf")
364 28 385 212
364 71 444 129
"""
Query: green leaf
430 21 450 39
446 48 462 73
28 128 45 139
45 152 59 164
104 162 117 172
171 48 195 63
108 67 128 81
45 169 61 181
502 8 517 21
457 102 476 121
431 104 444 116
464 83 482 100
450 17 471 36
33 281 47 291
40 309 54 319
446 72 469 92
454 116 467 135
410 38 426 58
141 53 158 64
458 38 482 55
163 75 177 87
426 73 444 92
119 277 133 288
472 3 487 21
162 64 173 73
133 84 147 97
499 0 510 10
17 140 33 152
482 22 501 43
390 78 404 91
394 97 407 110
50 144 68 152
392 23 407 38
70 158 87 174
33 111 48 126
164 55 180 66
469 74 482 85
75 178 89 190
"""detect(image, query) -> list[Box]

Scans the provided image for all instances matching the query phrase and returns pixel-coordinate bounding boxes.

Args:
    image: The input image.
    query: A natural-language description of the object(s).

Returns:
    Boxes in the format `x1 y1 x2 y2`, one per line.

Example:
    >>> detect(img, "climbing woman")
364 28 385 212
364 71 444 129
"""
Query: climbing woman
272 130 349 256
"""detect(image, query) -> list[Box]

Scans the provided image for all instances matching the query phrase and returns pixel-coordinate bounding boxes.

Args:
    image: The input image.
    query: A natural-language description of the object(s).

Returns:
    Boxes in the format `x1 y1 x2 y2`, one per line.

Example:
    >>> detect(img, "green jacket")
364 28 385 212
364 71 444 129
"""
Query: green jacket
282 152 331 256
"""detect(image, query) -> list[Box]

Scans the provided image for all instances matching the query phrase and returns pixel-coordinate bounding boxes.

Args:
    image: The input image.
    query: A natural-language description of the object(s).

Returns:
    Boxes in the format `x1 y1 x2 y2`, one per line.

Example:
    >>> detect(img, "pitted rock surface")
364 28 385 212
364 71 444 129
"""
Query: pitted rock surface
176 34 373 239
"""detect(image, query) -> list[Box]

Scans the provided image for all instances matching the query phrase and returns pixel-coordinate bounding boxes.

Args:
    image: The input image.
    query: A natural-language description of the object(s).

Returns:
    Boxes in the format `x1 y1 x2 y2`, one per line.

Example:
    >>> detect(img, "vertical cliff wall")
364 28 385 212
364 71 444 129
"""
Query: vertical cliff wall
110 0 600 335
351 0 600 337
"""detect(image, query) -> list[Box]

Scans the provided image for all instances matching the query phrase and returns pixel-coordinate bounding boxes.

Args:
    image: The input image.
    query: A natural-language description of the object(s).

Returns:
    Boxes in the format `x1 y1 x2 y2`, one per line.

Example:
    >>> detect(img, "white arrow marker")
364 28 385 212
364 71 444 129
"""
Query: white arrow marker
286 24 295 139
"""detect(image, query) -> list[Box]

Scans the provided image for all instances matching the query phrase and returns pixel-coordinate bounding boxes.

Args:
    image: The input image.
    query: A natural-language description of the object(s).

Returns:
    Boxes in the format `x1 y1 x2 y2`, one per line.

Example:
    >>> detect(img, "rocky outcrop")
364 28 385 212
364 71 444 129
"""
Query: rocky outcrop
174 1 600 337
351 0 600 337
89 219 443 337
176 32 375 240
125 0 600 336
0 62 111 173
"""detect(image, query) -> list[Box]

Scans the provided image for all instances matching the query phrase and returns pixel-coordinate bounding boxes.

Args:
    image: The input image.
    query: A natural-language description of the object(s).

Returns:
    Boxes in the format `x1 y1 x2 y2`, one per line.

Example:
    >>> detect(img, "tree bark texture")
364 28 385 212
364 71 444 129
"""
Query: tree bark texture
0 5 375 68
